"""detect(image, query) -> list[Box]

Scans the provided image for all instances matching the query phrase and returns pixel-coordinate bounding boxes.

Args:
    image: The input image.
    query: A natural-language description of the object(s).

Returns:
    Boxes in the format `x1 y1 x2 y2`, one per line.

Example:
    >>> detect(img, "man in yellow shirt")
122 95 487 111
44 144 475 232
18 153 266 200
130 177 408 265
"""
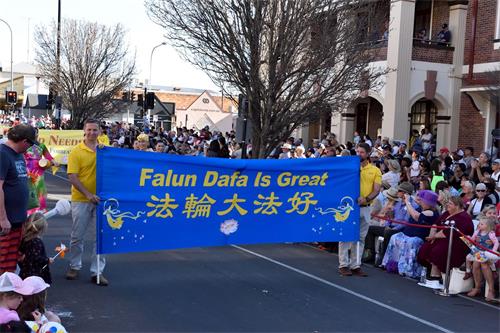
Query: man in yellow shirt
65 119 107 286
97 127 110 146
338 142 382 277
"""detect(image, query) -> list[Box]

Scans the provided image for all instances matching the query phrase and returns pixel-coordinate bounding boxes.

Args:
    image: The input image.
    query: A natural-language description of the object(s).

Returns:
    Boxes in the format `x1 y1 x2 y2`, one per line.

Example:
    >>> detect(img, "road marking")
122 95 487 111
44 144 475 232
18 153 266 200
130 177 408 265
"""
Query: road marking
232 245 455 333
300 243 500 311
456 294 500 310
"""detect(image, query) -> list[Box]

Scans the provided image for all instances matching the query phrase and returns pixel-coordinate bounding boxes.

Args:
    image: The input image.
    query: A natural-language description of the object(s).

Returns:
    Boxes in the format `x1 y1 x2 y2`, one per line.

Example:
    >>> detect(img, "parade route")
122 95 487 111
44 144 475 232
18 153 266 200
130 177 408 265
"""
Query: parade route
44 172 499 332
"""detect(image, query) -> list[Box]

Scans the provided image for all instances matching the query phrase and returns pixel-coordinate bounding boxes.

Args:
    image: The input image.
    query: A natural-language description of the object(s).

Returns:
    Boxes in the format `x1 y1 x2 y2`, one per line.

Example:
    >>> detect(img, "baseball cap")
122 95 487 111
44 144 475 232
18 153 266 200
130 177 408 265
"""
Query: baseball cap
6 124 39 146
455 149 464 157
493 159 500 164
22 276 50 294
0 272 34 295
439 147 450 154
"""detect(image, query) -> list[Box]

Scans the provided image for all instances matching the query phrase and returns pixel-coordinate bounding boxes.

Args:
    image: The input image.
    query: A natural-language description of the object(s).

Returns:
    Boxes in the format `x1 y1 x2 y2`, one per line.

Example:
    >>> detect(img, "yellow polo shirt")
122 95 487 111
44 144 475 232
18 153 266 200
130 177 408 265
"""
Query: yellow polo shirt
67 142 96 202
360 162 382 203
97 134 110 146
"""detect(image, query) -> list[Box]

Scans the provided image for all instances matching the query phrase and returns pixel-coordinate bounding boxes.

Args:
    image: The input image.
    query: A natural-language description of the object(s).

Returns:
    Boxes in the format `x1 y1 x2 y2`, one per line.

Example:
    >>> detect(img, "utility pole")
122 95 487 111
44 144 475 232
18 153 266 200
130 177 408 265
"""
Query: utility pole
55 0 62 128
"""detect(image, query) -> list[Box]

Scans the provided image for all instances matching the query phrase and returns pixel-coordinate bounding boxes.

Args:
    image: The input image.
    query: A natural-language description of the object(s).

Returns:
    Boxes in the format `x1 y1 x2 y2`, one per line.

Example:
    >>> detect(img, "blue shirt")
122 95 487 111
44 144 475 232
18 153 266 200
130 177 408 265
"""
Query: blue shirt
386 197 418 230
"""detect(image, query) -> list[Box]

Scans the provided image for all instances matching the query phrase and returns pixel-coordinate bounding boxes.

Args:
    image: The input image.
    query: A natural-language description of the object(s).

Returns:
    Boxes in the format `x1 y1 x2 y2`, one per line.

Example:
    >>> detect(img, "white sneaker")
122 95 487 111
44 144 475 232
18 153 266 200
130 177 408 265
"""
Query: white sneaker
418 280 442 289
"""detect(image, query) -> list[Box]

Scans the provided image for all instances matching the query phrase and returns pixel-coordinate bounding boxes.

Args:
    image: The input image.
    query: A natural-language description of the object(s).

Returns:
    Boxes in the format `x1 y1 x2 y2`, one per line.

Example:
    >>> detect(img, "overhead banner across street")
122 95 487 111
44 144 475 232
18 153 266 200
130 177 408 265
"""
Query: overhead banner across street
96 147 360 254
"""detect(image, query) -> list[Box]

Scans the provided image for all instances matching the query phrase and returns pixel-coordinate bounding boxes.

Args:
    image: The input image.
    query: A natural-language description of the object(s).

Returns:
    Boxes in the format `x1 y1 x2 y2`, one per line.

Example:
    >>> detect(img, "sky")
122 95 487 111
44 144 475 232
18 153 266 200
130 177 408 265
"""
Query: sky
0 0 219 91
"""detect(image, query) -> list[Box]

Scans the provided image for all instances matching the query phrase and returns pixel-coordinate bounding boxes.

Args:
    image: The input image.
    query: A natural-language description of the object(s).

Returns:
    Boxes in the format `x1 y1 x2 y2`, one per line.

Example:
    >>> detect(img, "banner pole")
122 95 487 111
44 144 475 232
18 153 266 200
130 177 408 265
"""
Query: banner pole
435 221 455 297
97 254 100 284
356 241 360 267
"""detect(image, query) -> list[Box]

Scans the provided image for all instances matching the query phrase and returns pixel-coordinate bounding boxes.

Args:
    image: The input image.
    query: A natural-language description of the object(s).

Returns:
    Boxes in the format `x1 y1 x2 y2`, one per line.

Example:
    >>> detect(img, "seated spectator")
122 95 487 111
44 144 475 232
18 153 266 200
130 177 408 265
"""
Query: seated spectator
17 276 60 324
365 182 416 266
462 209 498 285
430 159 445 191
382 190 440 278
470 152 492 184
482 177 499 205
0 272 35 324
436 23 451 45
419 177 431 191
460 180 475 209
449 164 466 191
416 28 427 42
382 159 401 188
467 183 493 219
418 196 474 283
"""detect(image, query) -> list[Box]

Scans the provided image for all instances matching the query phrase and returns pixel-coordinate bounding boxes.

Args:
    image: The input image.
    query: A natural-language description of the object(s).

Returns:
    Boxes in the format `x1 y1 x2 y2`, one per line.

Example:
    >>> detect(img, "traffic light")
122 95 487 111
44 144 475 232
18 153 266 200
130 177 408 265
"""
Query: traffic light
130 91 135 102
121 91 128 102
238 94 249 118
146 92 155 109
6 91 17 104
47 90 54 109
137 94 143 107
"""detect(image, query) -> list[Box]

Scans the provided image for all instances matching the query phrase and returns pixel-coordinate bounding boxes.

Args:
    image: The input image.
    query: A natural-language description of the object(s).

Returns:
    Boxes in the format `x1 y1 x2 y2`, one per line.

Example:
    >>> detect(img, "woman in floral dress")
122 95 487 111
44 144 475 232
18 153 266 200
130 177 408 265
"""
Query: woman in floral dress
382 190 440 278
24 130 58 213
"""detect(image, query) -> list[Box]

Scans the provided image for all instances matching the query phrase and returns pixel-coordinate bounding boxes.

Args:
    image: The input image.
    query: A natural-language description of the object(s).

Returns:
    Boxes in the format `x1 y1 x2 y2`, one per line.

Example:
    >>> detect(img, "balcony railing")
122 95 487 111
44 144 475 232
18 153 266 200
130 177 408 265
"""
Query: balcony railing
361 38 454 64
411 38 454 64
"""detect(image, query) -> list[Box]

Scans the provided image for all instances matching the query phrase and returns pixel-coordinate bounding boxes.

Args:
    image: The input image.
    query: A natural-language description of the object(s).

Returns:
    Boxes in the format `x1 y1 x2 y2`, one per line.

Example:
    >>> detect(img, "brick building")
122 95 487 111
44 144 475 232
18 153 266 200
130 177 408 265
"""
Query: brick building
327 0 500 156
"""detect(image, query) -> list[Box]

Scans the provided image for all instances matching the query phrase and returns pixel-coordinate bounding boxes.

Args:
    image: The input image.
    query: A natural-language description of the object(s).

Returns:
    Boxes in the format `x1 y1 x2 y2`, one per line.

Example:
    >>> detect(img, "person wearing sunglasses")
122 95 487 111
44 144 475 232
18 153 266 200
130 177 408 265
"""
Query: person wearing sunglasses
467 183 493 220
0 124 38 274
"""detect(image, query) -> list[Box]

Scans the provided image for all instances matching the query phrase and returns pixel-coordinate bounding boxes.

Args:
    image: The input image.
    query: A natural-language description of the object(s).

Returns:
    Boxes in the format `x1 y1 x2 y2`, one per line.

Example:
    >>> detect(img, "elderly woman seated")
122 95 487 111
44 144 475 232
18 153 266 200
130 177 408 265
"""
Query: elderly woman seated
417 196 474 284
382 190 440 278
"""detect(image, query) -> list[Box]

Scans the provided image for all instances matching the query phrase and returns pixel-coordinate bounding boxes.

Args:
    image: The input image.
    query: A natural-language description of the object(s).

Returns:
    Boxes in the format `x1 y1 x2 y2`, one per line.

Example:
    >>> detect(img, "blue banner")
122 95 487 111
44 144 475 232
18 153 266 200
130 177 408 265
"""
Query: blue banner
96 148 360 254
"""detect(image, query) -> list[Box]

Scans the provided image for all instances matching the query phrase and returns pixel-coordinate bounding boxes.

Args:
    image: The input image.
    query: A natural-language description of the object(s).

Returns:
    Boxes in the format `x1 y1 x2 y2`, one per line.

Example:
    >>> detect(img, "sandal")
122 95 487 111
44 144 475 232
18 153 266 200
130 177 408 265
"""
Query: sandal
467 288 481 297
485 291 497 303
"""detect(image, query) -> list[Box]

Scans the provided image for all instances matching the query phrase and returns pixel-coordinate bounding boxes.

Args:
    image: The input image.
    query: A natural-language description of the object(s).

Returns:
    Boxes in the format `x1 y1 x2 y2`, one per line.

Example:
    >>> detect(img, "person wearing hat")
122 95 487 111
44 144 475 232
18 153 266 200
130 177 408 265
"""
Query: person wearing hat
66 119 107 286
338 143 382 277
381 190 440 278
0 124 38 274
382 159 401 188
0 272 35 324
17 276 61 324
365 182 417 266
279 143 292 159
436 23 451 44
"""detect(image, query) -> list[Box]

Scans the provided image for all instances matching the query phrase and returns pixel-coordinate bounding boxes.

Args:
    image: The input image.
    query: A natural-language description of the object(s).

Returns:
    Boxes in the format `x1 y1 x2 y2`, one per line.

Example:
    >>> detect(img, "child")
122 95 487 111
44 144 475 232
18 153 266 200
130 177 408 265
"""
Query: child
17 276 60 324
0 272 34 324
464 215 499 301
18 213 52 284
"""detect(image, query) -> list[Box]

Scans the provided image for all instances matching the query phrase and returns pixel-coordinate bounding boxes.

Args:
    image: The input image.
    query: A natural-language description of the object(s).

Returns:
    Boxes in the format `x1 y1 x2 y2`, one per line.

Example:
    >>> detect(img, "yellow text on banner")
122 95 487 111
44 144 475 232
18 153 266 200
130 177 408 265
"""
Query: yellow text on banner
38 130 84 164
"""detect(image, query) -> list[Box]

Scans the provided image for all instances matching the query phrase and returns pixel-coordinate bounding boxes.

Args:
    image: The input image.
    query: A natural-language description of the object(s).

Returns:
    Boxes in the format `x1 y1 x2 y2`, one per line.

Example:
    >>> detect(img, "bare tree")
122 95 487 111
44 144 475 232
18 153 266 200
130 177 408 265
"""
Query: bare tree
146 0 386 157
34 19 136 128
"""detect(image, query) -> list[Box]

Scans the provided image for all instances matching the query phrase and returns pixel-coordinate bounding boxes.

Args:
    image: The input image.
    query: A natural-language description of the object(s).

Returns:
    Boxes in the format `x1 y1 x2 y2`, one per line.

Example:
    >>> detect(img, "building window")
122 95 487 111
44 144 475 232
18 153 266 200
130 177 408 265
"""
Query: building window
410 99 437 139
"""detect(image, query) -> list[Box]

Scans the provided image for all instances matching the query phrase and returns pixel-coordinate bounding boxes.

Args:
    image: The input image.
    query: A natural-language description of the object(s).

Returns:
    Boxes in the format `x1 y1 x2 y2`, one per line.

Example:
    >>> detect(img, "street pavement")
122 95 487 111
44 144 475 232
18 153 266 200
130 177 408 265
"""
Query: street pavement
43 172 499 332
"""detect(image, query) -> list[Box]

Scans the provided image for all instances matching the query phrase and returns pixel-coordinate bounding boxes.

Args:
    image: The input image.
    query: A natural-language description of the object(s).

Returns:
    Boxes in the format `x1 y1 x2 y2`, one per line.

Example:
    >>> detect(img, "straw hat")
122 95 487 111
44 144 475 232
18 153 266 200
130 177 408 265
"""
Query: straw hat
386 159 401 172
383 187 401 202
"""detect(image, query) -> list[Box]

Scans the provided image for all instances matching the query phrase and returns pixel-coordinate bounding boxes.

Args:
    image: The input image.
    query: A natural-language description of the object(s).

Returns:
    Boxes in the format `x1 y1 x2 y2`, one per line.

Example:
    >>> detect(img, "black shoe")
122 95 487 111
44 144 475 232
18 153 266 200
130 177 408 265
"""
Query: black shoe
91 275 109 286
65 269 79 280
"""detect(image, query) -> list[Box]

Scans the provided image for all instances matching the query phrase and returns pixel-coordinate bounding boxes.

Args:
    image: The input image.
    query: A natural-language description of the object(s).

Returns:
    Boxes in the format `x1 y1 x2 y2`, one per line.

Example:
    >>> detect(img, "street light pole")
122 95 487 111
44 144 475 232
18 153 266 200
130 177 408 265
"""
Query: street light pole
0 18 14 91
149 42 166 87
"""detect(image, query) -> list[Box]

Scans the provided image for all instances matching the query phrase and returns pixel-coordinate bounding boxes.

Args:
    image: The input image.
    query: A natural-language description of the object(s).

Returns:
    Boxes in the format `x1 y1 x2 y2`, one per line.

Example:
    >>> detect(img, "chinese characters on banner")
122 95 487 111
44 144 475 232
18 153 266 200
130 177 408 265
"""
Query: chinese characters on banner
96 147 360 254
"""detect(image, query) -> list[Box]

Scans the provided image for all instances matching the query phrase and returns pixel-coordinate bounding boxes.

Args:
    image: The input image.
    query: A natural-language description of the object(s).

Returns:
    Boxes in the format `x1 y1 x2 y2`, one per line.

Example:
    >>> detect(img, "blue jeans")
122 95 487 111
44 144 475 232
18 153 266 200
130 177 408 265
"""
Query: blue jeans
69 202 105 275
